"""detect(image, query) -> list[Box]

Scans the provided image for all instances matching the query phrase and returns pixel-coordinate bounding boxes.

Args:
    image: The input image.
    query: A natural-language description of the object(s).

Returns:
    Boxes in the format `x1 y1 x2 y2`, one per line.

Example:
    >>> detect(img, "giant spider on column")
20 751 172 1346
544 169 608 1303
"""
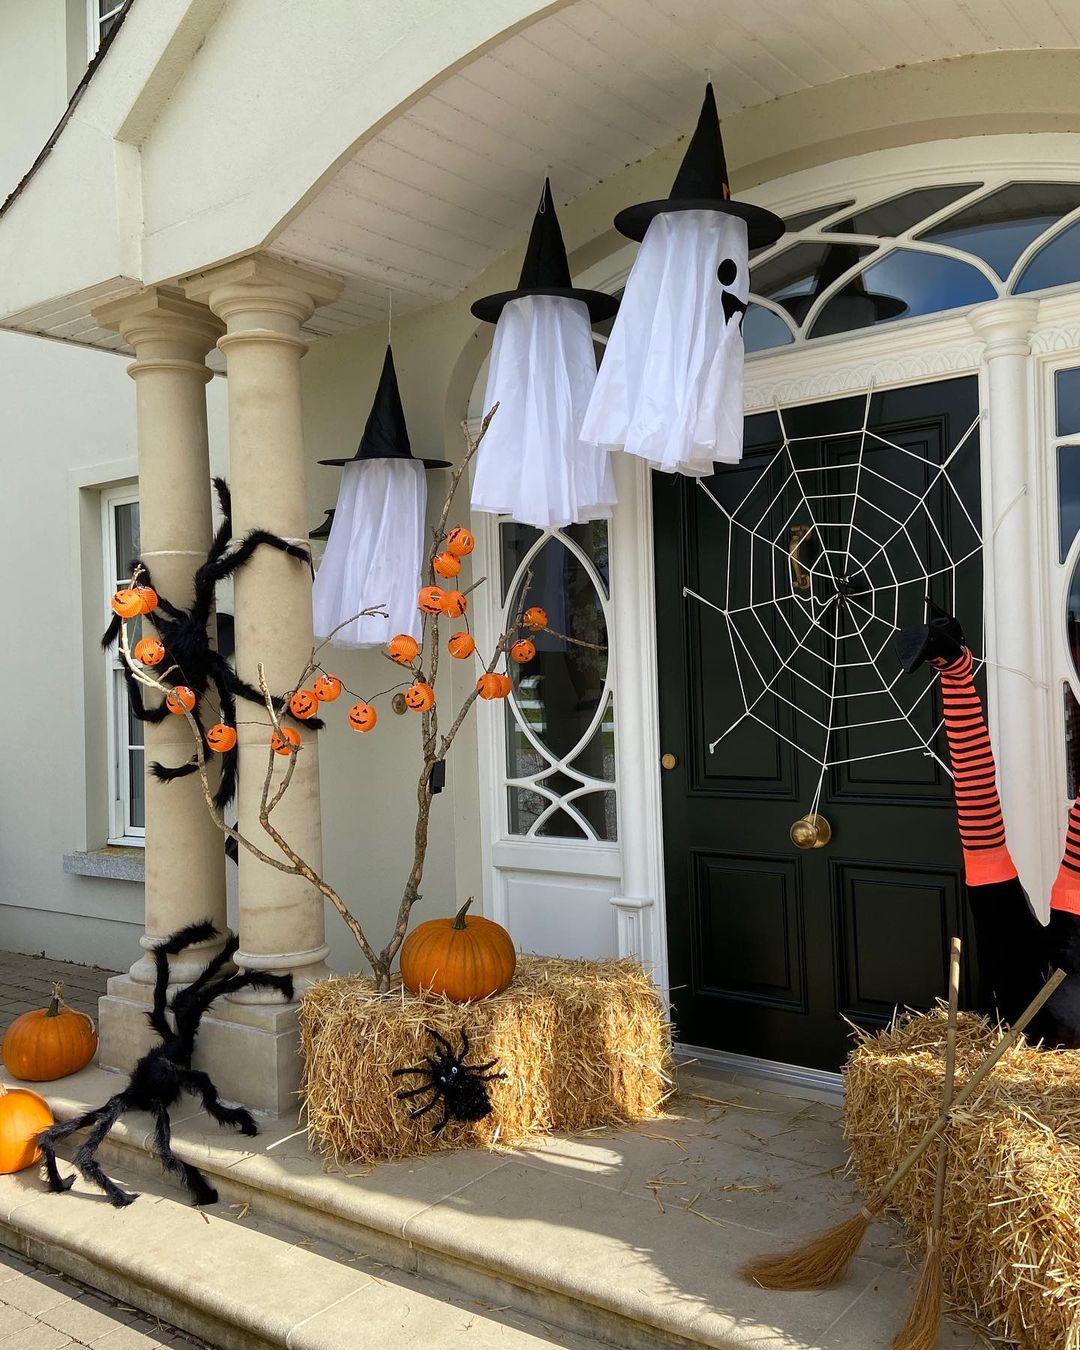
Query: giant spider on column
102 478 321 811
37 921 292 1208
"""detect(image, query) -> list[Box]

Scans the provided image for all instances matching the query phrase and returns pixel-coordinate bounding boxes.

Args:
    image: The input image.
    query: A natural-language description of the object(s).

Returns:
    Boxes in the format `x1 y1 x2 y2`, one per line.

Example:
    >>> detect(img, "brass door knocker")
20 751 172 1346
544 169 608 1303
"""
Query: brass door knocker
789 813 832 849
789 524 814 593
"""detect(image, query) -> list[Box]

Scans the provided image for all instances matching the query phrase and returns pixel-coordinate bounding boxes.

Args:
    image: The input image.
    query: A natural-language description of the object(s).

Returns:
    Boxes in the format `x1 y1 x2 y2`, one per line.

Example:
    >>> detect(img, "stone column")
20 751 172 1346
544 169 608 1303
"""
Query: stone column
92 287 228 1068
184 256 342 1016
968 297 1055 918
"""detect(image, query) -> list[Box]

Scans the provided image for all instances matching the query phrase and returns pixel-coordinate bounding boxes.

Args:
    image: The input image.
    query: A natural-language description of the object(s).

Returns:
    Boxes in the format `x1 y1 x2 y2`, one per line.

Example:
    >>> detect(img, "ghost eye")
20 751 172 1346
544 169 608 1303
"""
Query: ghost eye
717 257 738 286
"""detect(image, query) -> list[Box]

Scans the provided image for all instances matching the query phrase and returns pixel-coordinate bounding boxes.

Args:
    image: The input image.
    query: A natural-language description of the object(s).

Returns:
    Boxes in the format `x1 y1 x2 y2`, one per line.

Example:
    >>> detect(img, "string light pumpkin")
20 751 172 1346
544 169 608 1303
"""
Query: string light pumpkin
418 586 446 616
110 589 144 619
313 673 342 703
523 607 548 632
448 632 476 660
494 673 513 698
135 586 159 614
165 686 196 715
348 702 377 732
476 673 502 700
205 723 237 753
400 898 516 1002
404 682 435 712
446 527 475 558
270 726 301 756
433 551 462 579
133 636 165 667
2 983 97 1082
388 634 419 665
510 639 536 664
441 590 468 619
288 689 319 720
0 1083 53 1175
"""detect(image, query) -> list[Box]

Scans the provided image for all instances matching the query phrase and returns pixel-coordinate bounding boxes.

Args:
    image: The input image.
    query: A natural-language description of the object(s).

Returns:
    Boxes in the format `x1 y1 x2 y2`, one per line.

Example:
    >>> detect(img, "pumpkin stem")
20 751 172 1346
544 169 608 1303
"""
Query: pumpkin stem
47 983 63 1017
452 897 474 930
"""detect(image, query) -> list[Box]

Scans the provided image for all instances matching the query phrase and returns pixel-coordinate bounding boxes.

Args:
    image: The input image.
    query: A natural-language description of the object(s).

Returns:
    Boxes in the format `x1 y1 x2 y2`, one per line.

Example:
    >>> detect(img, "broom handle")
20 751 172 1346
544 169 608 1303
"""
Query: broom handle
871 966 1064 1209
930 937 962 1231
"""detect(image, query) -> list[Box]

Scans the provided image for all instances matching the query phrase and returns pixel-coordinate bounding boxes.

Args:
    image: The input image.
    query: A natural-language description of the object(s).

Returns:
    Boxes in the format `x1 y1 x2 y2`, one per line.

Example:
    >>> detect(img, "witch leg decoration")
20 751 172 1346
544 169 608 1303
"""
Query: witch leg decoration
897 602 1043 1026
37 922 293 1207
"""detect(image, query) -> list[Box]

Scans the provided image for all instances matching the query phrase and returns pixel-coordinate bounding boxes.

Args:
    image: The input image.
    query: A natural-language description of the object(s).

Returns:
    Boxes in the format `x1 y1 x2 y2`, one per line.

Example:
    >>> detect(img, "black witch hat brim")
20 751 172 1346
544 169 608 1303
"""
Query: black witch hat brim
318 452 451 468
614 196 785 249
471 285 619 326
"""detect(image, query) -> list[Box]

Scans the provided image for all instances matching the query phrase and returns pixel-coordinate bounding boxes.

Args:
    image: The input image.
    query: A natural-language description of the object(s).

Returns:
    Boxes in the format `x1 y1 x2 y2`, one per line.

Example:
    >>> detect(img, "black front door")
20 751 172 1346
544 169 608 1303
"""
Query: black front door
654 378 982 1071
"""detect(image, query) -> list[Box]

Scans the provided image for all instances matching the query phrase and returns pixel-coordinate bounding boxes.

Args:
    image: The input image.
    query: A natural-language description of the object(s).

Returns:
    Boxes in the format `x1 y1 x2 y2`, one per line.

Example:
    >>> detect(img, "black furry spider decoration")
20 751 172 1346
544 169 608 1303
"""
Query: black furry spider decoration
101 477 320 812
37 922 292 1208
392 1027 506 1136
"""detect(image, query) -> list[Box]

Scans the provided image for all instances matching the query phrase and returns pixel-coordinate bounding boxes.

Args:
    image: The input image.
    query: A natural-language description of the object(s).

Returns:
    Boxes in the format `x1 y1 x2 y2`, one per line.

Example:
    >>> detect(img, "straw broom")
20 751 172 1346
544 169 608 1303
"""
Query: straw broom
889 935 962 1350
740 964 1065 1291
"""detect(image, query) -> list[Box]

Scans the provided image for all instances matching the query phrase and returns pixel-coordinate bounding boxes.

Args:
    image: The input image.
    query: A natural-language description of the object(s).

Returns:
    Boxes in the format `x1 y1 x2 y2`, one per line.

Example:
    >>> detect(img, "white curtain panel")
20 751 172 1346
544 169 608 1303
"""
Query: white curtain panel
580 210 749 475
472 294 616 529
312 457 427 648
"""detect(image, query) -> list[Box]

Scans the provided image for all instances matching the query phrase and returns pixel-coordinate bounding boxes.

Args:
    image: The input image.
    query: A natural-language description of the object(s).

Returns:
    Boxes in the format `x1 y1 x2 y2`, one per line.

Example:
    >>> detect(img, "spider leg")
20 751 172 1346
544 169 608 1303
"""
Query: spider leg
391 1058 437 1079
70 1097 138 1207
458 1028 470 1061
182 1070 258 1137
121 662 172 725
149 703 207 785
207 478 233 564
36 1103 118 1193
406 1095 440 1121
425 1027 455 1058
431 1103 452 1136
468 1059 499 1073
151 1103 218 1206
471 1072 507 1083
149 920 219 1039
207 669 239 810
180 970 293 1027
211 660 324 731
204 529 313 586
394 1083 435 1100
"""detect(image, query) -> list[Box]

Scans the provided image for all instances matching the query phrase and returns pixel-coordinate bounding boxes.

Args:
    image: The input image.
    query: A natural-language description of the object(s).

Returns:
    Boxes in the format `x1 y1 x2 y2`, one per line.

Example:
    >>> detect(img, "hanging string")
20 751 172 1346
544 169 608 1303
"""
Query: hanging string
387 288 393 347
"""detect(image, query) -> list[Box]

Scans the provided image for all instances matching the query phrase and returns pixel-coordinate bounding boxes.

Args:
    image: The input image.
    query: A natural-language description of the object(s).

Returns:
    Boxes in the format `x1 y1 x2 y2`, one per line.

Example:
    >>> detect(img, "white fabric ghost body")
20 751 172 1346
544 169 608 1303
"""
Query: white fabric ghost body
471 294 615 529
580 210 749 475
312 457 427 648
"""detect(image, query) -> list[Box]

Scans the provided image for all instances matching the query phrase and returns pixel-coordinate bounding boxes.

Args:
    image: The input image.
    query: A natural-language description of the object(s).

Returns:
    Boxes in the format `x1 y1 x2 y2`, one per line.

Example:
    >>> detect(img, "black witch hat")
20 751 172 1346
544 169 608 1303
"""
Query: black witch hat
614 84 784 249
471 178 619 326
309 510 335 540
781 223 906 334
318 345 450 469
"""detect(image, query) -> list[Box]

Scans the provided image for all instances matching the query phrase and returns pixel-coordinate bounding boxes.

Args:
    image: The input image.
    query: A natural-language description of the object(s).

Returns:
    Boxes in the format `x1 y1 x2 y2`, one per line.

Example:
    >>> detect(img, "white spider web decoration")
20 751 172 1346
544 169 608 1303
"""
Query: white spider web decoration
686 390 985 820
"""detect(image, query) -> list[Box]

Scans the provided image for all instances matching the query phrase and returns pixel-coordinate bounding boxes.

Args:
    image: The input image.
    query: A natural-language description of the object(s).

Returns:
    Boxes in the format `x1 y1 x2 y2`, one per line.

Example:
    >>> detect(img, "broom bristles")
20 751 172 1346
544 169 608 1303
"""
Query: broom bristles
890 1239 943 1350
740 1205 878 1290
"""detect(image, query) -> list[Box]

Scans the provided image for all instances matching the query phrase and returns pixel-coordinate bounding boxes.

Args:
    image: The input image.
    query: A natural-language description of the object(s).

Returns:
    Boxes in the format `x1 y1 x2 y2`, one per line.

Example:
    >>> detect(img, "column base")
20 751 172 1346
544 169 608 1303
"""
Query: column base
98 974 303 1116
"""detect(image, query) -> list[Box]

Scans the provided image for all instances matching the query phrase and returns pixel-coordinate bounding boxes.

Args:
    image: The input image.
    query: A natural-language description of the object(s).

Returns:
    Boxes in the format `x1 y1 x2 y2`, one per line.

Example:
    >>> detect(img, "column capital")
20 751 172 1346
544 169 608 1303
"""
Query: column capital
967 297 1041 357
180 253 343 331
92 285 224 364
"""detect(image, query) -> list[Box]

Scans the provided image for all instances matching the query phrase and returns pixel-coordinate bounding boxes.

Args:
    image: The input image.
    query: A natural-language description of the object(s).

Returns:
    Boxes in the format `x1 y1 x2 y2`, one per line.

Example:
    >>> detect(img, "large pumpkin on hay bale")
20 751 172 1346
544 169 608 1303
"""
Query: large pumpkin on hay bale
2 983 97 1081
0 1082 53 1173
399 898 515 1002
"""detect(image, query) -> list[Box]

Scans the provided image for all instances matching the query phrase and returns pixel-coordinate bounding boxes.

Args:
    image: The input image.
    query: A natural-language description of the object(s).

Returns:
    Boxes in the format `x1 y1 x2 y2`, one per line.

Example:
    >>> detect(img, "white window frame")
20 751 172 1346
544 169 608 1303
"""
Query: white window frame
102 484 145 846
86 0 124 60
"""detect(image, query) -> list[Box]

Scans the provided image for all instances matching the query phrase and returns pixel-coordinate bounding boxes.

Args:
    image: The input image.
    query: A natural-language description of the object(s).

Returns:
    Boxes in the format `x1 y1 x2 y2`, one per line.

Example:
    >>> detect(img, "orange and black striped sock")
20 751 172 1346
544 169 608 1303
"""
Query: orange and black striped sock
938 648 1018 886
1052 796 1080 915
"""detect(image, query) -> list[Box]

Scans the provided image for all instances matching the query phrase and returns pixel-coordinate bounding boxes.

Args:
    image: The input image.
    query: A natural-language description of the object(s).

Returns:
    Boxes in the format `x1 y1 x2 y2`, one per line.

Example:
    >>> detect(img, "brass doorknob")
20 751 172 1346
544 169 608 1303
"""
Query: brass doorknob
790 813 832 849
661 752 679 771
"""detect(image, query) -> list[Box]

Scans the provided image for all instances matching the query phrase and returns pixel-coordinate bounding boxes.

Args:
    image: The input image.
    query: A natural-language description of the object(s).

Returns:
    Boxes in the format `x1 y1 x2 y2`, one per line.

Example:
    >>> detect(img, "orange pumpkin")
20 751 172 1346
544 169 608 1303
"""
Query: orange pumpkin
206 723 237 753
348 701 377 732
289 689 319 720
270 725 301 756
440 590 468 619
0 1083 53 1174
447 632 476 660
313 673 342 703
446 526 475 558
2 984 97 1083
135 586 159 614
433 551 462 579
388 634 420 665
165 686 196 715
476 672 502 700
418 586 446 615
133 636 165 667
404 681 435 712
399 898 516 1002
510 639 536 664
523 606 548 632
494 673 513 698
110 589 143 619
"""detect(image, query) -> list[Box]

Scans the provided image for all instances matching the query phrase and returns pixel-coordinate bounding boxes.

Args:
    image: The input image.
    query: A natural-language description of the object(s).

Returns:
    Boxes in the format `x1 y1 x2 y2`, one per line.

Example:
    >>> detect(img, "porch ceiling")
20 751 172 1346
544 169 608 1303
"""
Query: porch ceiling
270 0 1080 337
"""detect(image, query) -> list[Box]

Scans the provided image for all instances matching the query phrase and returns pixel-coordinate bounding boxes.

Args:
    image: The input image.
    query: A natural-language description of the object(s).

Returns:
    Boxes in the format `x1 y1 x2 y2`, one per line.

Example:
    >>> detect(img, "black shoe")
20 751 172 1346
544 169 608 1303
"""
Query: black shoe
895 598 966 674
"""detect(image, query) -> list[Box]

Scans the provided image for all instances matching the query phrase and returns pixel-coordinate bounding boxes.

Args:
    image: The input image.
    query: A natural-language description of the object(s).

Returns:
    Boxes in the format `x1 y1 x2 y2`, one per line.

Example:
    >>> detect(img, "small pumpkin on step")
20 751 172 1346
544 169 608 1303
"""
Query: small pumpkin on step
2 983 98 1082
0 1082 53 1174
399 899 516 1002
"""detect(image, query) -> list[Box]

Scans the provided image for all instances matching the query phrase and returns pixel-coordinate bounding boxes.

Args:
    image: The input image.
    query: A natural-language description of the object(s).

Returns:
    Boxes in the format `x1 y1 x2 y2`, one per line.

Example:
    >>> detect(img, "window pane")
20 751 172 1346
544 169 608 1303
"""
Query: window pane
783 201 855 233
1059 444 1080 563
835 185 976 238
113 501 140 581
500 522 543 602
1067 551 1080 689
1016 218 1080 295
1057 369 1080 438
916 182 1080 279
752 242 875 309
564 520 610 595
128 748 145 830
744 304 795 354
808 249 995 337
1068 686 1080 801
536 807 588 840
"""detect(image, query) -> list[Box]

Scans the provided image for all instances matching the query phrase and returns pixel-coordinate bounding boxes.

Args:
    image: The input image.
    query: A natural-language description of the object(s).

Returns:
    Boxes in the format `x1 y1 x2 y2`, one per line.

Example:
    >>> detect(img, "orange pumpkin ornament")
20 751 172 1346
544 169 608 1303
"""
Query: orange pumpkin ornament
348 701 377 732
388 634 420 665
447 632 476 660
288 689 319 720
418 586 446 616
446 526 475 558
476 672 502 700
0 1083 53 1175
440 590 468 619
494 673 513 698
135 586 159 614
523 606 548 632
510 639 536 664
404 681 435 712
165 686 196 715
133 636 165 667
433 551 462 579
313 673 342 703
2 984 97 1083
399 898 516 1002
270 725 301 756
110 589 143 619
206 723 237 753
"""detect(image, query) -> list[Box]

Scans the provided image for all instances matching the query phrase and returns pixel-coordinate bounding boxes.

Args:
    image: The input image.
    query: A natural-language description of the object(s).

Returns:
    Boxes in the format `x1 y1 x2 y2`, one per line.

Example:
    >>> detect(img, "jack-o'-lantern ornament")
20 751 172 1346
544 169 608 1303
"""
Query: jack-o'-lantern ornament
313 673 342 703
494 673 513 698
446 526 475 558
133 636 165 667
418 586 446 616
348 701 377 732
206 723 237 753
110 589 143 619
433 551 462 579
448 632 476 659
165 686 196 715
288 689 319 720
135 586 159 614
510 639 536 664
270 725 302 756
441 590 468 619
388 634 419 665
476 672 502 700
404 681 435 712
523 606 547 632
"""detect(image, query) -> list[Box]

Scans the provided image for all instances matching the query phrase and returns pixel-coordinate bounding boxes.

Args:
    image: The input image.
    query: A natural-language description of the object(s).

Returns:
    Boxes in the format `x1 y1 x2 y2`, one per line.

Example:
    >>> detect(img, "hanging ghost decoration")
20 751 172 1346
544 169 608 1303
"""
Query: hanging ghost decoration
471 179 620 529
313 346 449 648
580 84 785 475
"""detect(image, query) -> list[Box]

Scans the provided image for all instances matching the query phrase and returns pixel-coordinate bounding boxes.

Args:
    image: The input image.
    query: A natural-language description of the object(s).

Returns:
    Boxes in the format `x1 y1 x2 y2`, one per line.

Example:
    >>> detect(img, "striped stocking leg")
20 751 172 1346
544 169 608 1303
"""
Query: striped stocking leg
1037 796 1080 1048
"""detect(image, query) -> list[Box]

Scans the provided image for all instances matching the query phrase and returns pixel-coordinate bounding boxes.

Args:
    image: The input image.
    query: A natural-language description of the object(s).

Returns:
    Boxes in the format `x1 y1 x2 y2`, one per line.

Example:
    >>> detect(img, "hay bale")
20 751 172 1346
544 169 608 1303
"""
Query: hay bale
844 1010 1080 1348
299 955 673 1165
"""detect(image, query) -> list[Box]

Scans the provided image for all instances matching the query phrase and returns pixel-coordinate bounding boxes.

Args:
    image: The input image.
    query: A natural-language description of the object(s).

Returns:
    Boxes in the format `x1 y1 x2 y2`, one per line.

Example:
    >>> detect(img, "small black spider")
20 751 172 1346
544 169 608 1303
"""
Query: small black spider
392 1027 506 1136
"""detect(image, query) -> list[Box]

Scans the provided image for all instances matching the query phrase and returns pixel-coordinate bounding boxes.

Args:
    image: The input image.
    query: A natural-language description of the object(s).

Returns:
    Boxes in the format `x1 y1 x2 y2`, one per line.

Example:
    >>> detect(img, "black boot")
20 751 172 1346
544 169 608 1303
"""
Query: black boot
895 598 966 674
